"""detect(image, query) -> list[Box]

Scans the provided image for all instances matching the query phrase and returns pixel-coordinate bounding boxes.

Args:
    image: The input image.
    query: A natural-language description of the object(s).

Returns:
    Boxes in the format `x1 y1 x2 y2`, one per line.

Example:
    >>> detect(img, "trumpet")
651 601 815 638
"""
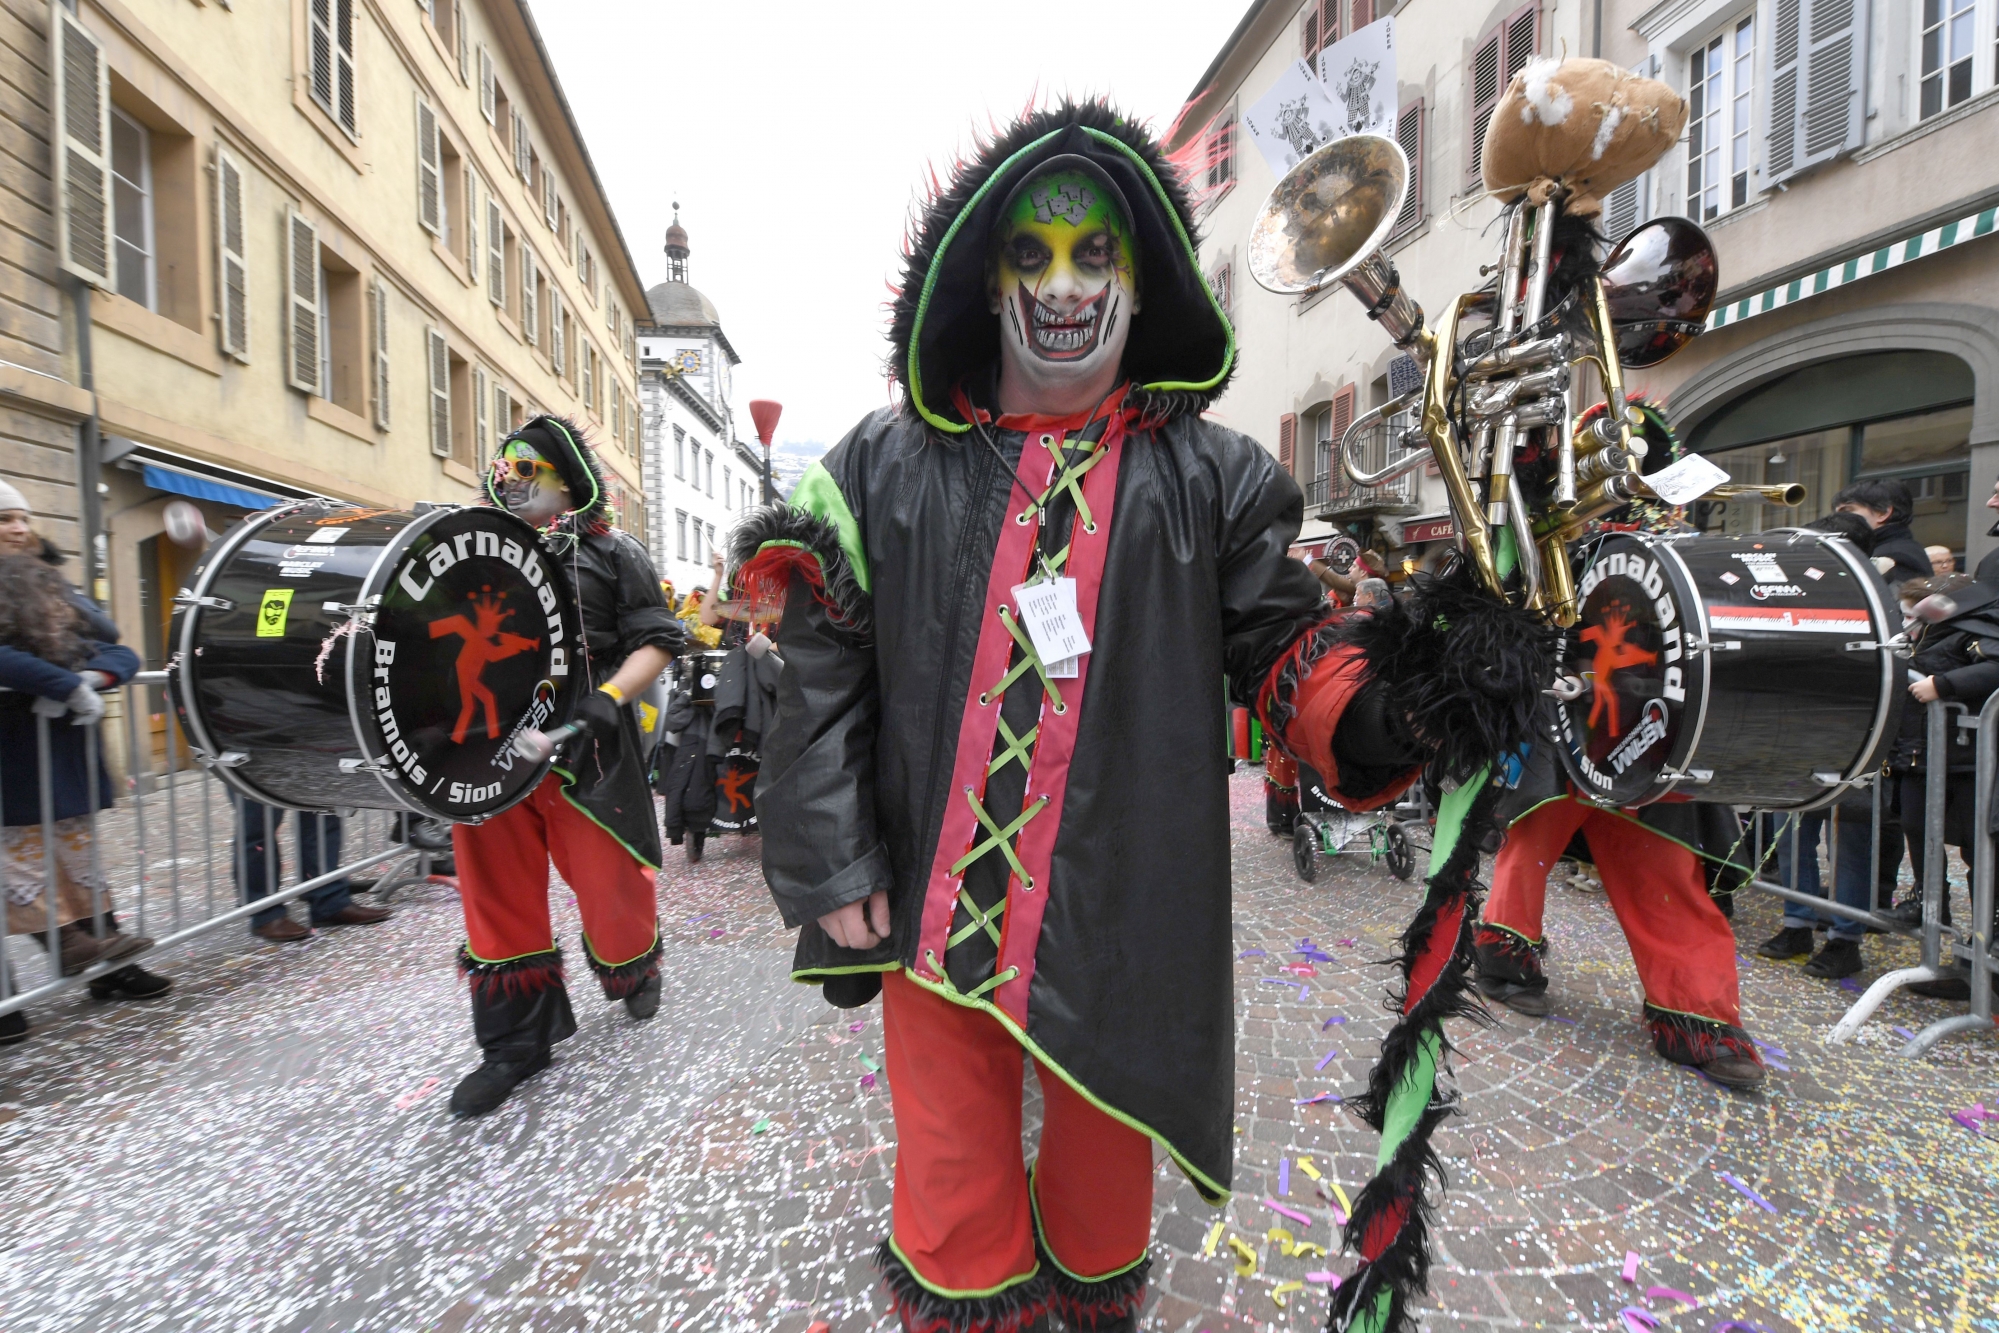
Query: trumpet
1708 482 1808 506
1247 135 1719 625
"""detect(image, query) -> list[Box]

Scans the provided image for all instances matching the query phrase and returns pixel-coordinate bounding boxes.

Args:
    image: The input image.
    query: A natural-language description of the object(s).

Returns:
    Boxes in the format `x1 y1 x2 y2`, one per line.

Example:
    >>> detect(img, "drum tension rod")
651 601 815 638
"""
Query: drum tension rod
1843 635 1910 654
339 757 394 776
174 591 234 613
1682 637 1741 653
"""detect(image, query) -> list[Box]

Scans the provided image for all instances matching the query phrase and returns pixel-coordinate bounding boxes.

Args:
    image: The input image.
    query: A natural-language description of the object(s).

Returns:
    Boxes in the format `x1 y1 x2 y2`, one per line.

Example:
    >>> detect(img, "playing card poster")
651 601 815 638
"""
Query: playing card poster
1241 57 1342 179
1317 16 1397 142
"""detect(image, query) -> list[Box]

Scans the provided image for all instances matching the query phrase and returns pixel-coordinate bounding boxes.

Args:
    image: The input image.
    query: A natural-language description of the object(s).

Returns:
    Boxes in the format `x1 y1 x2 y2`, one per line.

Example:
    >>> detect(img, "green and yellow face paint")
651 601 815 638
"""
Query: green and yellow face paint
988 169 1139 381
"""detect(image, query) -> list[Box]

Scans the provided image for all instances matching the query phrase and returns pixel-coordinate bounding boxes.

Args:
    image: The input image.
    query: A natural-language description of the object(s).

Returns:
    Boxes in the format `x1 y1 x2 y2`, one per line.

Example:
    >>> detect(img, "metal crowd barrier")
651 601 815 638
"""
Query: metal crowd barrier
1 671 446 1022
1739 697 1996 1055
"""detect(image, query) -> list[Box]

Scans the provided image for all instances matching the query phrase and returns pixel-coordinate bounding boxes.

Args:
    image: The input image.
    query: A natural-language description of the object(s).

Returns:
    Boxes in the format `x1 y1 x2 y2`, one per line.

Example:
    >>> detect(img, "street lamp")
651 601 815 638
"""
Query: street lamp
749 399 782 503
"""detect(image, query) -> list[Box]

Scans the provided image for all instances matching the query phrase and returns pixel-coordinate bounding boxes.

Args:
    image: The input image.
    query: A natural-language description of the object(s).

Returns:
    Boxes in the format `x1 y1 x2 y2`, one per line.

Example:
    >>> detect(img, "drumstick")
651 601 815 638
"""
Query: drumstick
512 721 582 764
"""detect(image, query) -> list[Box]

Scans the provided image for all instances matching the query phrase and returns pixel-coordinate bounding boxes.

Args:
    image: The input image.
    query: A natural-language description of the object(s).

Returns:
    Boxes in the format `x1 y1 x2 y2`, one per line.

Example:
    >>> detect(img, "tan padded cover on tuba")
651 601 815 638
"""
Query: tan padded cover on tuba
1481 57 1687 215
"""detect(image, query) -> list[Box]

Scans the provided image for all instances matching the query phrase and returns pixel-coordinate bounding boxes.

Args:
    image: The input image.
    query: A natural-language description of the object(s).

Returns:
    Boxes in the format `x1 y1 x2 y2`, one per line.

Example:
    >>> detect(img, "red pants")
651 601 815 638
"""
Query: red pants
1486 797 1742 1027
452 773 658 969
880 969 1154 1296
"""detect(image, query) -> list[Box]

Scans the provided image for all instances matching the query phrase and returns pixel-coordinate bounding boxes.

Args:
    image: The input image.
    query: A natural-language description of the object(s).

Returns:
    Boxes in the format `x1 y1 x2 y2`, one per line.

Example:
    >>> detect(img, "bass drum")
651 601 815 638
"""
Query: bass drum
171 501 582 821
1553 529 1901 811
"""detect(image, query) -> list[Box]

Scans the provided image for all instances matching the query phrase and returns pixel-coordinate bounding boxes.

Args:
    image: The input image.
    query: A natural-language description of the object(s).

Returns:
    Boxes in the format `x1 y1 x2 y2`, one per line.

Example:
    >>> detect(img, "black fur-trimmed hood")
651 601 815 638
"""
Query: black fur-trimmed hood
486 414 612 536
889 99 1235 432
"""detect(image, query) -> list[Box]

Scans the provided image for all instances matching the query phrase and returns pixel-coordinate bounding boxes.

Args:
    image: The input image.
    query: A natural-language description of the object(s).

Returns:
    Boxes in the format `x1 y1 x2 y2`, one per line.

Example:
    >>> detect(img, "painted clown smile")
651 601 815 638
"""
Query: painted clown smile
1021 284 1114 361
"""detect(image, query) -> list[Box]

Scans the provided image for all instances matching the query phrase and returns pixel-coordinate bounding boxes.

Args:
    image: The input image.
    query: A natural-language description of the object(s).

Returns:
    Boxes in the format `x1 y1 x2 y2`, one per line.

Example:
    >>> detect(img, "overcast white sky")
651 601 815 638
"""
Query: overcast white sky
536 0 1248 451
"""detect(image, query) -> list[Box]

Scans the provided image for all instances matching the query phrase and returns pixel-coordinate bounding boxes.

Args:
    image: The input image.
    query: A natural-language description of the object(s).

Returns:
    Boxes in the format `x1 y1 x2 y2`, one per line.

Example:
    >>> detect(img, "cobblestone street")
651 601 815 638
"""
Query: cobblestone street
6 775 1999 1331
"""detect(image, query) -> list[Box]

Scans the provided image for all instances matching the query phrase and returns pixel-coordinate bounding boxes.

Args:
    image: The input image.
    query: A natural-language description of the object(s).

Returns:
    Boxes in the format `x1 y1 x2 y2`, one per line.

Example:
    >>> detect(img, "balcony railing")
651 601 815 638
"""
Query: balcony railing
1313 418 1422 518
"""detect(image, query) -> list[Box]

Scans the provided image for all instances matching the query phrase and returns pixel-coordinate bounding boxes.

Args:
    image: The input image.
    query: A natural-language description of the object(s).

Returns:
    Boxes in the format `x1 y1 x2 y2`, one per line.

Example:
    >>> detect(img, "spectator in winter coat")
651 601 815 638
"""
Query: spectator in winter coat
0 481 169 1047
1835 478 1933 587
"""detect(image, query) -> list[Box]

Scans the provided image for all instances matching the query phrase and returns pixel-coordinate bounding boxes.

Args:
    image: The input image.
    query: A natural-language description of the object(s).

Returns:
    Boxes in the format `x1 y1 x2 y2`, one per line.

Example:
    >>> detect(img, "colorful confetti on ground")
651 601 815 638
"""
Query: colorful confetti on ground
3 776 1996 1331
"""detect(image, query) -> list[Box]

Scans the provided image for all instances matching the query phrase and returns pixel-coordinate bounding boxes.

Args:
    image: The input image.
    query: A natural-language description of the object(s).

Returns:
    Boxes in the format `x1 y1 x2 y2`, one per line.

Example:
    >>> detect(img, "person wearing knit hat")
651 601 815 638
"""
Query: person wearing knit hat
445 416 687 1117
0 479 34 559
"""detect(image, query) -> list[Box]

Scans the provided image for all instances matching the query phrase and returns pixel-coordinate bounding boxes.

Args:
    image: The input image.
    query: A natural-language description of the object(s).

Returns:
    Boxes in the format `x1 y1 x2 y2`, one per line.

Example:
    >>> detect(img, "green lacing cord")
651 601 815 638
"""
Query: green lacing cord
936 428 1108 997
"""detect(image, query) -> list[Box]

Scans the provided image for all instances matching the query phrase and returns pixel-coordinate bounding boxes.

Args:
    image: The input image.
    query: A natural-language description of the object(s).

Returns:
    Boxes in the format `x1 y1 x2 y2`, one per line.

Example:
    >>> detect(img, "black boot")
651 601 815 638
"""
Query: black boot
0 1009 25 1045
1647 1006 1765 1090
1265 779 1298 837
451 947 577 1117
1803 938 1863 979
1473 925 1550 1016
88 964 173 1000
686 828 706 864
583 927 663 1016
1756 925 1816 959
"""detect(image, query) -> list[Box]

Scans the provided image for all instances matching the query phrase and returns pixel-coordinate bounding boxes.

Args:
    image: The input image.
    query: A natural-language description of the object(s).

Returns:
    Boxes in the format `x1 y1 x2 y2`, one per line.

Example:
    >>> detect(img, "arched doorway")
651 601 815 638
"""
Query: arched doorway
1682 350 1974 560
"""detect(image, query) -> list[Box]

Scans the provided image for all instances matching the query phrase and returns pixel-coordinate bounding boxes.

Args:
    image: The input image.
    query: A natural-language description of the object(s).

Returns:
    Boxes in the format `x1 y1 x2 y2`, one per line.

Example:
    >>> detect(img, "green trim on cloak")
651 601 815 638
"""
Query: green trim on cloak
885 965 1231 1204
791 962 901 982
886 1235 1042 1300
787 460 872 593
550 764 661 871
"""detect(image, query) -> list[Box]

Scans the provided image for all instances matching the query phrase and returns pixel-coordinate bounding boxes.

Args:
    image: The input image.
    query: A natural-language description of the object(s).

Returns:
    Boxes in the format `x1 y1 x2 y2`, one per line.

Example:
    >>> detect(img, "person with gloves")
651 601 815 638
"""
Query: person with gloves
733 102 1549 1333
1 480 165 1045
445 418 685 1115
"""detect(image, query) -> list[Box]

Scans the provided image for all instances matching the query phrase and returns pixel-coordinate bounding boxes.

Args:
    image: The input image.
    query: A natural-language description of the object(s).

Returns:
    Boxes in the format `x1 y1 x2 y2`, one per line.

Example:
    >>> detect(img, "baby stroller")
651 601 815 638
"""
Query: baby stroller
1289 763 1424 884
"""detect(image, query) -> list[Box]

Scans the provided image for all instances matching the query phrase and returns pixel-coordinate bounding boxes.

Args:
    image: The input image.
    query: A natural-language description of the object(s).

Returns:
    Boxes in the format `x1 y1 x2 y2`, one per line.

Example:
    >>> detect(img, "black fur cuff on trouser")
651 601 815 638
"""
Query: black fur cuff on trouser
581 925 661 1000
872 1240 1052 1333
1645 1004 1762 1068
1473 924 1547 988
1035 1242 1150 1331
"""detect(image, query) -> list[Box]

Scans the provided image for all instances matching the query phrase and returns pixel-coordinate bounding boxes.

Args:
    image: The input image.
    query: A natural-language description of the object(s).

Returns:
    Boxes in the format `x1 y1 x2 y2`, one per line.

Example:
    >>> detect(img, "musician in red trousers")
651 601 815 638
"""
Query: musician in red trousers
1476 743 1765 1089
448 416 684 1117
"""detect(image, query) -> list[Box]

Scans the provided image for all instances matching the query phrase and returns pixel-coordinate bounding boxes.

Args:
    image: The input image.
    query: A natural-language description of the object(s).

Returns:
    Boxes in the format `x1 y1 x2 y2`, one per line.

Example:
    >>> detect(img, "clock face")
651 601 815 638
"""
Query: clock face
673 349 703 373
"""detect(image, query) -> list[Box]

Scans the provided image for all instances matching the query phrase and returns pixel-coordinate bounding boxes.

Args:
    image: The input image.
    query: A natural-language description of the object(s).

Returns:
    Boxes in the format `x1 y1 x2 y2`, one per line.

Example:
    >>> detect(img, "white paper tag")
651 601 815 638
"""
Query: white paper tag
1644 452 1732 505
1046 655 1080 679
1012 578 1091 667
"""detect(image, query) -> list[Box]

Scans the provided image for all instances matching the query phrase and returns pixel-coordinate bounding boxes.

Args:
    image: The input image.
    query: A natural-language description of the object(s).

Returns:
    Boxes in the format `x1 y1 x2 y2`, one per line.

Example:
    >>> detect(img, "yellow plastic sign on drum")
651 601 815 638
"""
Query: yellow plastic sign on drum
256 588 295 637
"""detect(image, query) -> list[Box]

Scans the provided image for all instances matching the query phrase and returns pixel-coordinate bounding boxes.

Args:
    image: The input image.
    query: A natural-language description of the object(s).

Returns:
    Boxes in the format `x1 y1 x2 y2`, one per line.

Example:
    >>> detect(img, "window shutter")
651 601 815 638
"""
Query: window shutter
478 45 495 122
1601 58 1655 241
1502 5 1538 83
1790 0 1862 177
582 346 593 411
286 210 321 394
454 1 468 82
334 0 355 133
1352 0 1373 26
1393 97 1424 234
215 147 250 360
427 326 451 457
486 198 504 305
474 364 489 461
543 168 557 228
514 111 530 181
494 382 511 441
1302 7 1318 56
370 279 390 429
51 3 112 287
521 248 537 346
417 99 441 235
550 288 565 374
1278 412 1297 474
1330 386 1356 461
464 168 479 281
1467 29 1503 186
307 0 355 135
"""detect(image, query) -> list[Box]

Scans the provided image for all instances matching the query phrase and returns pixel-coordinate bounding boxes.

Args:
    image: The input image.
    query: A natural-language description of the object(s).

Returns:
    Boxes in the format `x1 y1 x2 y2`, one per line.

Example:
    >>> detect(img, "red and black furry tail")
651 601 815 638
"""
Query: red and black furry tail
1328 778 1505 1333
729 503 872 640
457 944 565 1001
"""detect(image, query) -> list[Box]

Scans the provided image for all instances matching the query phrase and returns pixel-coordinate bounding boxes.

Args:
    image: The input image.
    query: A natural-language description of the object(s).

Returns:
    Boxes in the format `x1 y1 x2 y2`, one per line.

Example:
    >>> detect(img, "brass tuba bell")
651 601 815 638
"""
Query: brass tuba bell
1246 134 1424 346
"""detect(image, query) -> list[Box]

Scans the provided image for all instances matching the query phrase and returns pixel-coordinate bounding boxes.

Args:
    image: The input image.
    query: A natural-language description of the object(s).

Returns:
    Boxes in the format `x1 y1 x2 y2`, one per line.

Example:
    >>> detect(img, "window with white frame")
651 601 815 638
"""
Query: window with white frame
676 509 688 560
674 424 686 479
1687 13 1755 222
1920 0 1994 119
723 464 732 510
109 108 153 309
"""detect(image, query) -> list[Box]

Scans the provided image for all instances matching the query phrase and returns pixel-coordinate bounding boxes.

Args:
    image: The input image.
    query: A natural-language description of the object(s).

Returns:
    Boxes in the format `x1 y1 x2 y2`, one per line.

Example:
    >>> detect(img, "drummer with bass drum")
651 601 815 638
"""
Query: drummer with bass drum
448 416 685 1117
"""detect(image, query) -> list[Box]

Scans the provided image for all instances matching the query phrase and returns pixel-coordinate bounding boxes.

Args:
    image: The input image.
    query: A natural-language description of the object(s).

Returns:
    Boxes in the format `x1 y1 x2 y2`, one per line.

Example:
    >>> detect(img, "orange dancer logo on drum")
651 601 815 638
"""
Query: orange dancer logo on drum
718 764 756 813
1580 601 1656 739
429 588 542 744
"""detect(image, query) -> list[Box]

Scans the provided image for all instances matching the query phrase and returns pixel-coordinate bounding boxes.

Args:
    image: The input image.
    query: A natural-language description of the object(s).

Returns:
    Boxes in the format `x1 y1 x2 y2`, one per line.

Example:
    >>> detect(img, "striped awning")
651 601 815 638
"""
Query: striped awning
1706 204 1999 331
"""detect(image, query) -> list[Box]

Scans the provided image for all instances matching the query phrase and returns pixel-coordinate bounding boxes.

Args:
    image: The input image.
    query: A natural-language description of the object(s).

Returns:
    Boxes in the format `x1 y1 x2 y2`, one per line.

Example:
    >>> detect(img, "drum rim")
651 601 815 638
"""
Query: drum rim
173 502 318 811
1646 534 1712 807
345 504 573 824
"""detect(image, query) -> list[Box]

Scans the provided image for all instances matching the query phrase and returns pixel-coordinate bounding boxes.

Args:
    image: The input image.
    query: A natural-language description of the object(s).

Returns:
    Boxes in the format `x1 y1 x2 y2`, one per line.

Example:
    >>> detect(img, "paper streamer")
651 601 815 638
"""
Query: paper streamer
1620 1251 1641 1283
1201 1221 1224 1258
1279 1157 1291 1196
1617 1307 1659 1332
1316 1048 1340 1070
1645 1286 1697 1307
1717 1171 1778 1213
1265 1198 1313 1225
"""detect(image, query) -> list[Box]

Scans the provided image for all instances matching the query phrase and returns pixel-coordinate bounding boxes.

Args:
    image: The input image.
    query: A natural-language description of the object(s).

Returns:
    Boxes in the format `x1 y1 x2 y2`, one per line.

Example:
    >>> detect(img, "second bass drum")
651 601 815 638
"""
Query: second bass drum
1553 529 1902 811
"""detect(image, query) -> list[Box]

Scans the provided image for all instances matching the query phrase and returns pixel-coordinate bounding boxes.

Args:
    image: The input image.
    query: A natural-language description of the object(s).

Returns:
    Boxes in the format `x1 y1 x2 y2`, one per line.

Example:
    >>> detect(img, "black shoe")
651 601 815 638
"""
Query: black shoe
1908 976 1972 1001
1802 938 1863 980
1884 897 1948 929
687 830 705 864
0 1009 25 1046
1475 974 1551 1017
88 965 174 1001
1756 926 1815 960
624 971 662 1020
450 1049 553 1116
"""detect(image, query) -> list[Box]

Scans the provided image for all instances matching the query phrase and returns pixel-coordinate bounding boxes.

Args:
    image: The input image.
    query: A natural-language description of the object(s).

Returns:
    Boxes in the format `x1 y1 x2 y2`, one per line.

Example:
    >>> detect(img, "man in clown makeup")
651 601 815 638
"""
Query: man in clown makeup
732 102 1531 1332
446 415 683 1117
